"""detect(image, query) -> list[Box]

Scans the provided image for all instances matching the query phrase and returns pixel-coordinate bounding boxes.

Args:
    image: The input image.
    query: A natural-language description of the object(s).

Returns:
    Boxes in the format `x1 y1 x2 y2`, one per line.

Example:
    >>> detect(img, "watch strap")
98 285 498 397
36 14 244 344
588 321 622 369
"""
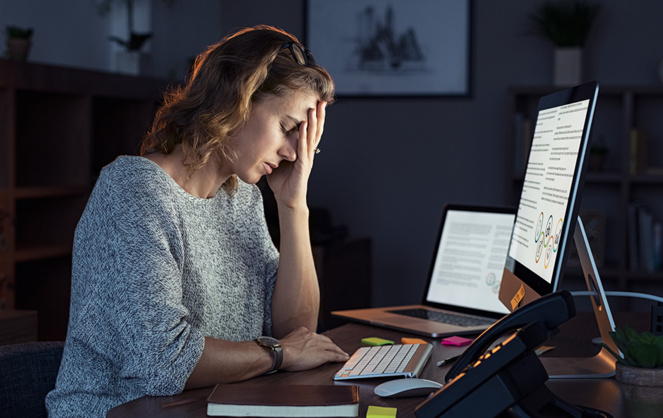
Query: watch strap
271 344 283 372
256 337 283 373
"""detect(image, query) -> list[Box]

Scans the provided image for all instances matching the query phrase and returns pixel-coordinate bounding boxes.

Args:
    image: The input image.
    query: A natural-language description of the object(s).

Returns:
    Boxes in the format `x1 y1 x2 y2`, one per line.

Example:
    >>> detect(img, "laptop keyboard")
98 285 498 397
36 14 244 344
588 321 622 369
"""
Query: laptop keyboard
334 343 432 380
389 308 494 327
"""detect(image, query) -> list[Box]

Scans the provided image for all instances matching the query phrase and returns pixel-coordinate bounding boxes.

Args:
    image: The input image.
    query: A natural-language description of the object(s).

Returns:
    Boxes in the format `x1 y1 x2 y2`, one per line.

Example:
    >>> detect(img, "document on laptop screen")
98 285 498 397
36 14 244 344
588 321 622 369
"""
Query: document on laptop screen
425 210 513 314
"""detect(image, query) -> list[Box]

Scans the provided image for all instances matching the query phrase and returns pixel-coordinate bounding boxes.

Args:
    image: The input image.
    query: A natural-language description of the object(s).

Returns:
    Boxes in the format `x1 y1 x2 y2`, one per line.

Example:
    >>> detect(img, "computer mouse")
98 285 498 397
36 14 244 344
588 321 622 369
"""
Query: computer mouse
374 378 443 398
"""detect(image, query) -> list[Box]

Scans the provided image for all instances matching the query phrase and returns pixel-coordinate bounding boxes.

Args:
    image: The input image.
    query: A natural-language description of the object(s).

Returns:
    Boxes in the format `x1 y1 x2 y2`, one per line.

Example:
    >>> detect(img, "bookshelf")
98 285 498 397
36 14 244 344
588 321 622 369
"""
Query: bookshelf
0 60 169 340
508 85 663 298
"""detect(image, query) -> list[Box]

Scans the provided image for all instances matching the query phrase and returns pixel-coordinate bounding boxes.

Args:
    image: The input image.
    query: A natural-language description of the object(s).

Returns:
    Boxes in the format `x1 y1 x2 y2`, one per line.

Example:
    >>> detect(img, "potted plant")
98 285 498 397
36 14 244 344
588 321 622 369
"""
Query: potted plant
603 325 663 414
528 0 601 85
5 25 34 61
96 0 153 75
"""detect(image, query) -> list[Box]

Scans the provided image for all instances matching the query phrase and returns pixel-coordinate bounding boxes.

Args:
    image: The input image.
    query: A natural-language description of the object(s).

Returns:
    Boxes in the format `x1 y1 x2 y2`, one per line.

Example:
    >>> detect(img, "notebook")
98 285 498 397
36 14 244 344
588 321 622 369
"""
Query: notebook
332 204 516 338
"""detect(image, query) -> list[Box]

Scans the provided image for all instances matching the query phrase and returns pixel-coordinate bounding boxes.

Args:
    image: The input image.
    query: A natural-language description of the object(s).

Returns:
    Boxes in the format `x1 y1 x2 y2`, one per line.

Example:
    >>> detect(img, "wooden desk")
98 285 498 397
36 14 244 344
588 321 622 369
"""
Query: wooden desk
107 314 639 417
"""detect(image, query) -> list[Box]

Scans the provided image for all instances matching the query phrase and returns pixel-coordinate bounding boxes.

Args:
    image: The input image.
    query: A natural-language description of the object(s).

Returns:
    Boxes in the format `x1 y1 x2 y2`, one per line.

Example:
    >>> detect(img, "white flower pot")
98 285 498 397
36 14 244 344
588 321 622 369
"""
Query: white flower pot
6 39 32 61
615 362 663 416
116 51 151 76
554 47 583 86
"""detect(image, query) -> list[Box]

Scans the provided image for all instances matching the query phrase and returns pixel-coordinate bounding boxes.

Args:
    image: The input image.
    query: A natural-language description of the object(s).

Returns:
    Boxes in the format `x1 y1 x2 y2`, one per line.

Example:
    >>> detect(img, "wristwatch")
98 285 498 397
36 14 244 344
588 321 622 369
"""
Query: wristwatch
255 336 283 374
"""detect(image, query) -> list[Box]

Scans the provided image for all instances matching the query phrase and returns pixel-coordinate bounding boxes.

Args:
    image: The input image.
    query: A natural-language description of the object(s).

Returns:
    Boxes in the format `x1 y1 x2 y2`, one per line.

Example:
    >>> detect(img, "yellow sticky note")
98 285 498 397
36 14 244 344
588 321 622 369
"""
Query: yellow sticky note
367 405 397 418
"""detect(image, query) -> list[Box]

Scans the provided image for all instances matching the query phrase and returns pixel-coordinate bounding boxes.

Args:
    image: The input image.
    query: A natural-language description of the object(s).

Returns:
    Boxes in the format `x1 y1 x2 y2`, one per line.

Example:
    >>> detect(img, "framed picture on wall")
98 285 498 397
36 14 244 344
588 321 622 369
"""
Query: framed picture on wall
306 0 472 97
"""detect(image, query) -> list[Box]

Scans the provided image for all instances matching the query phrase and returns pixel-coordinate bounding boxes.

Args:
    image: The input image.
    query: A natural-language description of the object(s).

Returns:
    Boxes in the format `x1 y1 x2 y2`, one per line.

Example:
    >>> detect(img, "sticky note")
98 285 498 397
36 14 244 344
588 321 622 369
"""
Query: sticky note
401 337 428 345
535 345 555 356
361 337 394 346
511 283 525 311
367 405 397 418
441 336 473 346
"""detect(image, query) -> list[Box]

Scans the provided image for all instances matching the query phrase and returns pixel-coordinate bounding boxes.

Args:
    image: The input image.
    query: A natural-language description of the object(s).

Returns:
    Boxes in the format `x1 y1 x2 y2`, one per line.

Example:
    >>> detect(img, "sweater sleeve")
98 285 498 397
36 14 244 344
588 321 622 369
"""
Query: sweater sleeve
235 181 280 336
70 166 204 397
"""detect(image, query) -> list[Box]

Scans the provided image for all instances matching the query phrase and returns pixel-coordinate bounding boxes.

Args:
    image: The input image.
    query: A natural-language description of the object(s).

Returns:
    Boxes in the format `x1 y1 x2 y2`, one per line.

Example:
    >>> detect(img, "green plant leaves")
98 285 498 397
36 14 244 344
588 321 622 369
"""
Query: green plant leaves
6 25 33 39
608 325 663 368
528 0 601 47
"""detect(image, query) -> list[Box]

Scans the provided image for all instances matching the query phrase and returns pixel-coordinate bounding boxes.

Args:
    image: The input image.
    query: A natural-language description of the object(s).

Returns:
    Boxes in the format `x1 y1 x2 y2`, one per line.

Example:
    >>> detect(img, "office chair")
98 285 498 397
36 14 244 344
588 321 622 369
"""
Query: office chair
0 341 65 418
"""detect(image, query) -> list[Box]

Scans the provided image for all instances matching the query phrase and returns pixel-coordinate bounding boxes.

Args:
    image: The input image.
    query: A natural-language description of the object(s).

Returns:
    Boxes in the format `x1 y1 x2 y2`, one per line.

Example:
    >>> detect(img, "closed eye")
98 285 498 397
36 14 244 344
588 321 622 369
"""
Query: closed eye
280 123 299 136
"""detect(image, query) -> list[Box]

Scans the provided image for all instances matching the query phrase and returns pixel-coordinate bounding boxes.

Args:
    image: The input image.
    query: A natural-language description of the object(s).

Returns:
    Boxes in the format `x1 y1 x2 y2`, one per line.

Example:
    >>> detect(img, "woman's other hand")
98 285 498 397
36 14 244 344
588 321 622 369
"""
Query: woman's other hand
279 327 349 372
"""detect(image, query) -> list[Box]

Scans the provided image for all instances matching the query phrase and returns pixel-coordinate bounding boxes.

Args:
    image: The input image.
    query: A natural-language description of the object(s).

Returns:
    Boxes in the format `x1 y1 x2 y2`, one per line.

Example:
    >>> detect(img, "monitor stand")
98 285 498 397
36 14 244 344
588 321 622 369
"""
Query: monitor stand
543 216 618 379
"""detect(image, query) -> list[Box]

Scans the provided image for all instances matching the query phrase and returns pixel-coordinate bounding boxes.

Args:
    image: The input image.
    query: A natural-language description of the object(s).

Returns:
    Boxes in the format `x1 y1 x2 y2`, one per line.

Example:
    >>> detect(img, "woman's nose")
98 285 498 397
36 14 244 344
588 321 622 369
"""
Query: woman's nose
279 139 297 162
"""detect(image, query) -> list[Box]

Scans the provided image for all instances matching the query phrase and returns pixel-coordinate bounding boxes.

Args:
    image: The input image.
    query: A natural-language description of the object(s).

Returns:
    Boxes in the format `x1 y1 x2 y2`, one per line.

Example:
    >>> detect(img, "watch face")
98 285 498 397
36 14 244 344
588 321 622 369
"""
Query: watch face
257 336 279 347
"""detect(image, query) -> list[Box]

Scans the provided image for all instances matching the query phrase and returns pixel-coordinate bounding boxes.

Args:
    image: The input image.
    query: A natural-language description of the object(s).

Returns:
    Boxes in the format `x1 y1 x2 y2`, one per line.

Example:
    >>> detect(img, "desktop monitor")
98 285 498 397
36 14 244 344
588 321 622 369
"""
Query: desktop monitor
499 81 599 312
498 81 619 378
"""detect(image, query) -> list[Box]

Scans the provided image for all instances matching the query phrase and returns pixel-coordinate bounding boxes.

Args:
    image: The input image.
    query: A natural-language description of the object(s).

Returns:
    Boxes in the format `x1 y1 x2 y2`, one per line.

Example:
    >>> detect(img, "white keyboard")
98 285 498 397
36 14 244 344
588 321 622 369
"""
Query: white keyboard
334 344 433 380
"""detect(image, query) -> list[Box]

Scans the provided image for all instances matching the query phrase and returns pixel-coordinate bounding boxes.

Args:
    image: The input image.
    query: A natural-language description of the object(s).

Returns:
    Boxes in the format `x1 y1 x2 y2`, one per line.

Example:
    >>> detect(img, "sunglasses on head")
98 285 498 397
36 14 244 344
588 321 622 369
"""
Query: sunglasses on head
278 41 316 66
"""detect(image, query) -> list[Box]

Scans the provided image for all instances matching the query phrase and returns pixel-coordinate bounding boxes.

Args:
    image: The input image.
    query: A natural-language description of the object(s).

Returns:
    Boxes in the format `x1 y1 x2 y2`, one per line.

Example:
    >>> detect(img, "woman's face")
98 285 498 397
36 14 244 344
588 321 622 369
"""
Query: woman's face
225 90 318 185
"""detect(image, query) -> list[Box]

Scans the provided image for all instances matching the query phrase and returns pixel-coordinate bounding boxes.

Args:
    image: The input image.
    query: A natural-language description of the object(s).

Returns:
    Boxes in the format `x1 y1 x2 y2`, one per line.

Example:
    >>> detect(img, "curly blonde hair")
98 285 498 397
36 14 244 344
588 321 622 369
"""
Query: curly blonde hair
141 25 335 190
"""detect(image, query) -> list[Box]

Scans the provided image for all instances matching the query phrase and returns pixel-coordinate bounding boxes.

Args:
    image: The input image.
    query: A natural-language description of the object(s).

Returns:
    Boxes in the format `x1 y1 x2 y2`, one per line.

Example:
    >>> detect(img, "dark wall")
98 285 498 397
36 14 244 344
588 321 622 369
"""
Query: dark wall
220 0 663 306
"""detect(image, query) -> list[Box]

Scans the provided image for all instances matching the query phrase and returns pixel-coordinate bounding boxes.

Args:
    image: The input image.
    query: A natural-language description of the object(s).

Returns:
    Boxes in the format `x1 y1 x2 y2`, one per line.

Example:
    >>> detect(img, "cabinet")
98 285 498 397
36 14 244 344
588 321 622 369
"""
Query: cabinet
0 60 169 340
508 85 663 299
313 238 372 331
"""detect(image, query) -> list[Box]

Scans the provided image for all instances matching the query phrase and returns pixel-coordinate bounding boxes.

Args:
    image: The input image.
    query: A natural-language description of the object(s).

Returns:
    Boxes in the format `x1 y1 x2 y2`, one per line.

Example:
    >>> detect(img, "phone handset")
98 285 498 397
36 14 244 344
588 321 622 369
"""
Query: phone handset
446 290 576 383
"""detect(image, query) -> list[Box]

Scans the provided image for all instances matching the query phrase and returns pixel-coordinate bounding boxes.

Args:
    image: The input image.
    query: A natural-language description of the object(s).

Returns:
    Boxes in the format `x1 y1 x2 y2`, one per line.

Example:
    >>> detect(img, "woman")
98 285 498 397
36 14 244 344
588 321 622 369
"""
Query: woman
46 25 349 417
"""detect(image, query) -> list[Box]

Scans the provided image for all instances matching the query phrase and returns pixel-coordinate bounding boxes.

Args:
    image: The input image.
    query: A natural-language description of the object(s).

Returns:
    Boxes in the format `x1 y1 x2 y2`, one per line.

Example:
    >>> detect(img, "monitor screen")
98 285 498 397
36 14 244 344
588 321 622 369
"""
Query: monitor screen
500 81 599 311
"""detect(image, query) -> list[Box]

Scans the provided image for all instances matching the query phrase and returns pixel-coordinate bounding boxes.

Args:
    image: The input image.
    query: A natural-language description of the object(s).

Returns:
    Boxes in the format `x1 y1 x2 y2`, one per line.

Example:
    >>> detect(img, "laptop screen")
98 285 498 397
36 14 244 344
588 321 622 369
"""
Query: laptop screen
424 206 515 315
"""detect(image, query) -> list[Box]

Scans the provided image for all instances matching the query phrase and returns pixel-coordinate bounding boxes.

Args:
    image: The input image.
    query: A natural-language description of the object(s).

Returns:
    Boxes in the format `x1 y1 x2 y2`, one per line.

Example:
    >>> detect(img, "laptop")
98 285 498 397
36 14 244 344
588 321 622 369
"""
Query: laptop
332 204 516 338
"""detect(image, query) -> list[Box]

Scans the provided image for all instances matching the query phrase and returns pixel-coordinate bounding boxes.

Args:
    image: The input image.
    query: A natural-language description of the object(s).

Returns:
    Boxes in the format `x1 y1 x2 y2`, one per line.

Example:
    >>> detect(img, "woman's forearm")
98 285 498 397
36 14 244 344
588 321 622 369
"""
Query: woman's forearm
184 337 273 389
271 203 320 337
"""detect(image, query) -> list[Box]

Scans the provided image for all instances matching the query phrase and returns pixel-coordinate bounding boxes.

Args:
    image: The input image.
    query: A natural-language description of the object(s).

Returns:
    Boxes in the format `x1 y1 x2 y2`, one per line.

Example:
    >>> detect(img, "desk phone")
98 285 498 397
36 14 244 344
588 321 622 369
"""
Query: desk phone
415 291 612 417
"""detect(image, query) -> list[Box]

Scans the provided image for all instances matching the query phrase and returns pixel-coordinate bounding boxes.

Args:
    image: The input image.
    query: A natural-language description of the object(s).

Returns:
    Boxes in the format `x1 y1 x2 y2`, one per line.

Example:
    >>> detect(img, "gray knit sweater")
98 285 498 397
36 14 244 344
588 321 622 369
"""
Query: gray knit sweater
46 156 279 417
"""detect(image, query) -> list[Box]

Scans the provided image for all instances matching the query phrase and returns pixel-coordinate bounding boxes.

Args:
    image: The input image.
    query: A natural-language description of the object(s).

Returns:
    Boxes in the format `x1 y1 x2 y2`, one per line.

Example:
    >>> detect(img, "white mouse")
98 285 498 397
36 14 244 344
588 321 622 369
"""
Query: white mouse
374 378 443 398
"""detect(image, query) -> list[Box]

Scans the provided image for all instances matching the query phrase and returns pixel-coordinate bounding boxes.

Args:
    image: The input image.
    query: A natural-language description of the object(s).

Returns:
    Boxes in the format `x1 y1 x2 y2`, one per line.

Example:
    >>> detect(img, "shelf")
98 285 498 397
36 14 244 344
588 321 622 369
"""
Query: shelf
585 172 623 184
0 89 11 190
14 195 88 251
564 263 621 278
565 265 663 282
0 61 169 339
629 174 663 185
15 91 91 189
14 245 72 263
14 186 90 199
622 270 663 281
0 60 169 99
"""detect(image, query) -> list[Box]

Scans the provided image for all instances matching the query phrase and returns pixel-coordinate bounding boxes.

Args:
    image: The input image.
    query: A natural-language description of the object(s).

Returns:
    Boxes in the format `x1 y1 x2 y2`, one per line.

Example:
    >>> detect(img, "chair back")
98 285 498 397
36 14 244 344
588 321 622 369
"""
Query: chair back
0 341 65 418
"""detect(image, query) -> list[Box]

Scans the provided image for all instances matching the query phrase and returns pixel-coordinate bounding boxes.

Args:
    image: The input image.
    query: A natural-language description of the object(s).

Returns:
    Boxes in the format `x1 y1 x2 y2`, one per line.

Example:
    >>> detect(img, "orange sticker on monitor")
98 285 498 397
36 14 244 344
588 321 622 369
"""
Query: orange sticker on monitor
510 283 525 311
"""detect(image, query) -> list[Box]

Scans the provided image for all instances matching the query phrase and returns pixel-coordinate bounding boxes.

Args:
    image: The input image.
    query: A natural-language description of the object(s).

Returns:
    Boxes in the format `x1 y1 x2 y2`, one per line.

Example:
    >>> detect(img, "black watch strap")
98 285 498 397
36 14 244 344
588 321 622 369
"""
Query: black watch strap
255 336 283 373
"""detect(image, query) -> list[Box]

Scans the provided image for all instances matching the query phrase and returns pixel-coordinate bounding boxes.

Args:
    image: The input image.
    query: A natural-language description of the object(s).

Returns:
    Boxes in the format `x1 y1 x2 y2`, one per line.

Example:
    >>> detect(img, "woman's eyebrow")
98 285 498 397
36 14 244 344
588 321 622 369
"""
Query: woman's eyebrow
285 115 303 127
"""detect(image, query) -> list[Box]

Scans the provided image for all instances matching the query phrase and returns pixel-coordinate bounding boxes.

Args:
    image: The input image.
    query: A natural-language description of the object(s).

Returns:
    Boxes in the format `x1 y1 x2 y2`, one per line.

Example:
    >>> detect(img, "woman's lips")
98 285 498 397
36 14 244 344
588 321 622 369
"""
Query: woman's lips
265 162 277 174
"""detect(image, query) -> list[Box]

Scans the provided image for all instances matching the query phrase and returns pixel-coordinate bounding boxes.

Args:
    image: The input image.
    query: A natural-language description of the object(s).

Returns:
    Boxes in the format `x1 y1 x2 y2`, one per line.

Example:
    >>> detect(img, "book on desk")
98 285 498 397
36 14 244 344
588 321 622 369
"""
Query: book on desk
206 383 360 417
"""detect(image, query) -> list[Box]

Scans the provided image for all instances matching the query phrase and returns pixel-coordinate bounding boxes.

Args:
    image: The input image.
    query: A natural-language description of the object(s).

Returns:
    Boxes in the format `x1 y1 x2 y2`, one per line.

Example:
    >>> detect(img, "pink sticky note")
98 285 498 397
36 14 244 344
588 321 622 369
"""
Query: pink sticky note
441 336 473 346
